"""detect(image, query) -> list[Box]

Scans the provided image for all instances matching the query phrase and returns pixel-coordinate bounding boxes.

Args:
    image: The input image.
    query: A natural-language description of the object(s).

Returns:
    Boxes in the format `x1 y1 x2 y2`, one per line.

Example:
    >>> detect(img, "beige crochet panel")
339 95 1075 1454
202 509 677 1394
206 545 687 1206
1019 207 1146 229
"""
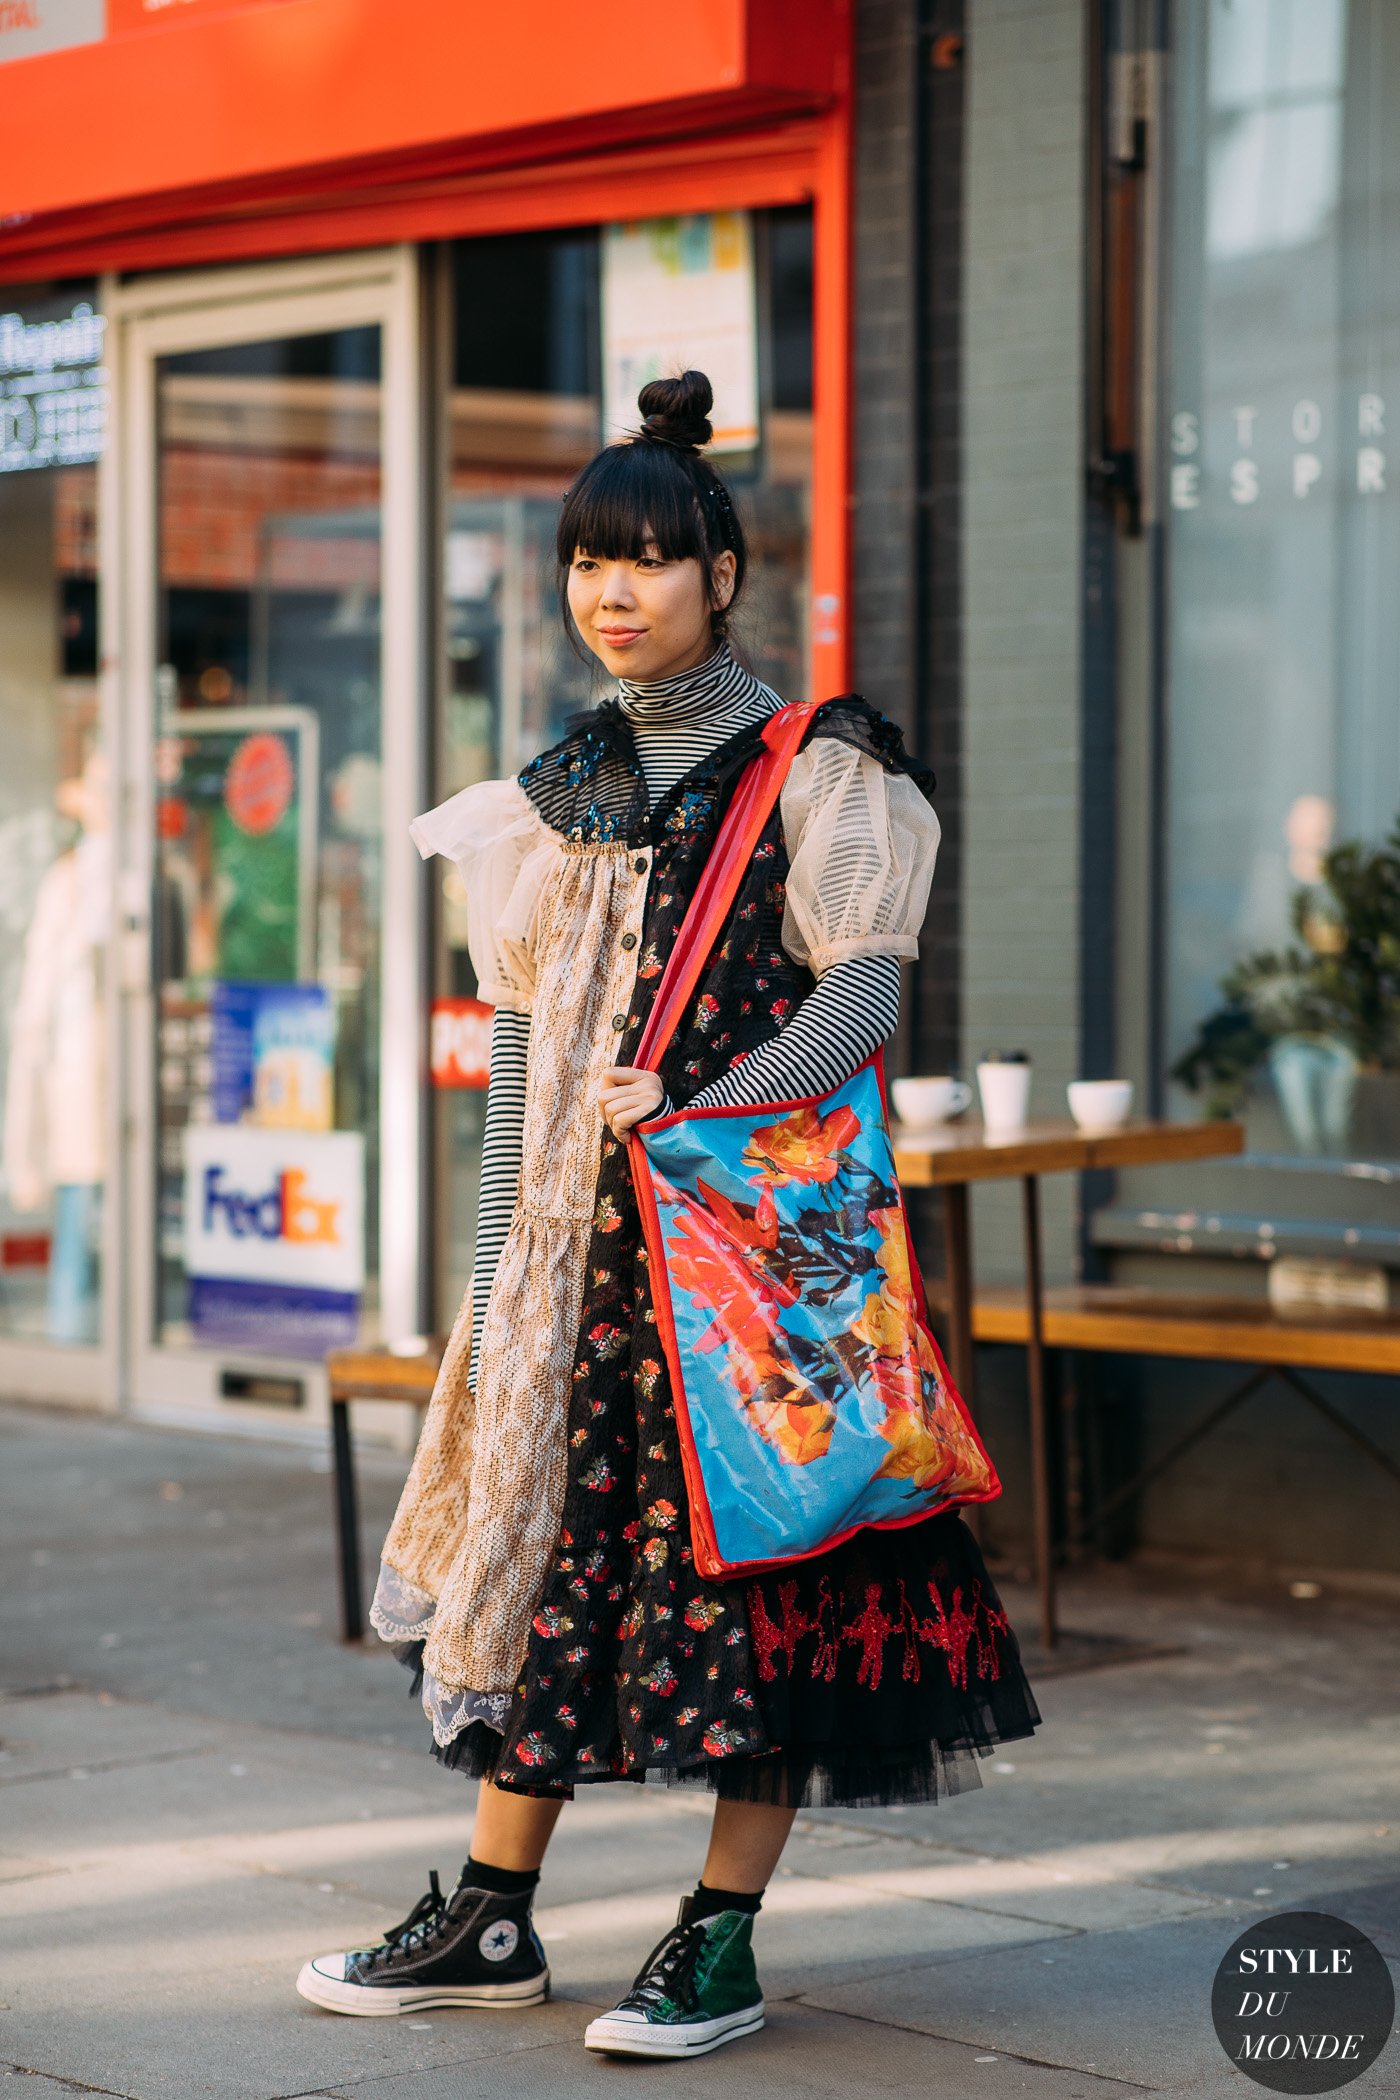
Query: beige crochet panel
383 828 652 1692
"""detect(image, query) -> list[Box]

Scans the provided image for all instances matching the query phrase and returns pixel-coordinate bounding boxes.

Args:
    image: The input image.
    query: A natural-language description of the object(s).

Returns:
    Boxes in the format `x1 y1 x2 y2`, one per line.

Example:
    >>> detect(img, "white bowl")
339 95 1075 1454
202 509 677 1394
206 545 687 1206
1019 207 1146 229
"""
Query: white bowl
1068 1079 1133 1131
893 1076 972 1128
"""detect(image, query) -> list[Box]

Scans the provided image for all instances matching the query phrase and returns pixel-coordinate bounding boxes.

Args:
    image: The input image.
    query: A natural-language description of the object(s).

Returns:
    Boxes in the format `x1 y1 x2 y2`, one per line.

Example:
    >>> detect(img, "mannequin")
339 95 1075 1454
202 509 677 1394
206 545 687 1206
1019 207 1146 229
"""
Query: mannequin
2 748 109 1344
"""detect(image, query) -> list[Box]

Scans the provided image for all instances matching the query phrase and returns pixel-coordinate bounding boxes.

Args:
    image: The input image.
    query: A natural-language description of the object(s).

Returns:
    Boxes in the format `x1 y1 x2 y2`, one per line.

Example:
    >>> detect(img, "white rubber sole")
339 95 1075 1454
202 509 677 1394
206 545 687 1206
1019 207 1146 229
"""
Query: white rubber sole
584 2001 765 2058
296 1958 550 2016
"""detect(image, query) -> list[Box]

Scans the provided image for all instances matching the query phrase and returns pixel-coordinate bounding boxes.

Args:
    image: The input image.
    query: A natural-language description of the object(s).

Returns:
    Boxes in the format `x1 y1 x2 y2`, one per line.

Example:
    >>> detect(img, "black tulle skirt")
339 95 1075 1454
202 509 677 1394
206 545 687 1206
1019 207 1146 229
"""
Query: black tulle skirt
397 1509 1040 1810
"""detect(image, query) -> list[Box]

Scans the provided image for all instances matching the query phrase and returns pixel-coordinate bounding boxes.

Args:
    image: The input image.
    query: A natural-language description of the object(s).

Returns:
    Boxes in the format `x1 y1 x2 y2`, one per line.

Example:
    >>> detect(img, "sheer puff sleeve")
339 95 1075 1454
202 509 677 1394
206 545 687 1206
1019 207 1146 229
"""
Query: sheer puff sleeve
778 738 941 976
409 777 557 1012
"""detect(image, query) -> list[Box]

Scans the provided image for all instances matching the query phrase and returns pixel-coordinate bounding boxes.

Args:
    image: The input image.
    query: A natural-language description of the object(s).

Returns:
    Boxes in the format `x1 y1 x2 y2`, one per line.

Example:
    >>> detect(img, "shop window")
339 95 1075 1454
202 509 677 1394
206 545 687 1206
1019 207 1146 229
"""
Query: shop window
0 281 106 1346
1164 1 1400 1185
151 325 386 1352
431 209 814 1323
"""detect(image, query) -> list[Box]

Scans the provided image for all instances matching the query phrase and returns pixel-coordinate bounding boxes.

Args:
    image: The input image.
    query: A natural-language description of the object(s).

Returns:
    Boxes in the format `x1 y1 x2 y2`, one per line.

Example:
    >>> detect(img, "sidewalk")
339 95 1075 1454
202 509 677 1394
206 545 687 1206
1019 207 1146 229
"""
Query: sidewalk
2 1399 1396 2100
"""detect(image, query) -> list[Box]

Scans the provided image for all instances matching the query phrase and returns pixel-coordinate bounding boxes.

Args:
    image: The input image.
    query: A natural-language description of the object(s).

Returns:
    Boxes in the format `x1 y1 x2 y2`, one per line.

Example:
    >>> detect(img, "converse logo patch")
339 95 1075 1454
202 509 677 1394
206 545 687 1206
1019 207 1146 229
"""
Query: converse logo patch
479 1918 520 1963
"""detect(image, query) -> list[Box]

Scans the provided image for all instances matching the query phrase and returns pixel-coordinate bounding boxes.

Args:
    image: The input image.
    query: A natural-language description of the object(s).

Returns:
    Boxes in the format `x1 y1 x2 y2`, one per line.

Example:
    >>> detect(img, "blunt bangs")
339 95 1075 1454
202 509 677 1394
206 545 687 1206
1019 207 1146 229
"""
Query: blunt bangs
556 441 714 570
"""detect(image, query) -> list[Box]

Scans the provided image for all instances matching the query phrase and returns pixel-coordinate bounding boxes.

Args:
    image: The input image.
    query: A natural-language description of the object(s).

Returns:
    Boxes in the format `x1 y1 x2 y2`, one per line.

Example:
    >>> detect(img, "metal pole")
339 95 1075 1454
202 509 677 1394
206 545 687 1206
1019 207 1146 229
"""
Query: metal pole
1020 1175 1056 1650
331 1398 364 1643
941 1181 976 1413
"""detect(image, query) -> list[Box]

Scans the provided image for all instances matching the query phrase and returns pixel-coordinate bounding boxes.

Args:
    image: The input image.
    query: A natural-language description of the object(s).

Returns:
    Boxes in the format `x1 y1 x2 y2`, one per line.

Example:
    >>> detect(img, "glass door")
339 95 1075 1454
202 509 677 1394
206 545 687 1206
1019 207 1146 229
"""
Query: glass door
119 254 424 1422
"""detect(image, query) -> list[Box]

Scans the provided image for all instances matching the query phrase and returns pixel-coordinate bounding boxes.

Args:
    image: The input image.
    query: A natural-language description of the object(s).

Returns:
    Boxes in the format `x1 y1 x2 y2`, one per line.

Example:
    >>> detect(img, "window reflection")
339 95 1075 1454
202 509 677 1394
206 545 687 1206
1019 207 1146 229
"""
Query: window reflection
1165 0 1400 1168
1206 0 1346 259
432 212 814 1323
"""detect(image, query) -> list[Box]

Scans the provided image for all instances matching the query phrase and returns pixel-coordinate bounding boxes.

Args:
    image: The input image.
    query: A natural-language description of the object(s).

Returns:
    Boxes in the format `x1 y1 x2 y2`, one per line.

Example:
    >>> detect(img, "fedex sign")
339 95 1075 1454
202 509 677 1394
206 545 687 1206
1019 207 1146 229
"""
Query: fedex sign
184 1126 364 1356
203 1164 343 1246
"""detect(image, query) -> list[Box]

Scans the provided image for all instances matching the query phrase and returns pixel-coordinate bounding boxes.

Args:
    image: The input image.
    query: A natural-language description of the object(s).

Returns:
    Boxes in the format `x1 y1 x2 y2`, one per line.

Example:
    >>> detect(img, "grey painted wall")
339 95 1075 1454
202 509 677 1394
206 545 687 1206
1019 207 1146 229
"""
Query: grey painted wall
961 0 1088 1284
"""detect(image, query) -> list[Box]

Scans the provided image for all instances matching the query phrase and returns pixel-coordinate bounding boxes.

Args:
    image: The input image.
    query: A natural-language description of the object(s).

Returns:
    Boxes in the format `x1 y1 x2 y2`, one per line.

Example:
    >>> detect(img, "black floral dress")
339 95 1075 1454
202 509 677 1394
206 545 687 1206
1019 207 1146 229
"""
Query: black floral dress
409 696 1039 1806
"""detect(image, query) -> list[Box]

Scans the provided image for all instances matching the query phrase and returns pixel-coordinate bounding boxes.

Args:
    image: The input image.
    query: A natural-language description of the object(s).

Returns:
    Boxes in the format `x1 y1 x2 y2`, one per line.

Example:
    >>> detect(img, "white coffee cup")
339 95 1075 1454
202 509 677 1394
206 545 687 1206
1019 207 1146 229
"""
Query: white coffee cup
1068 1078 1134 1131
892 1076 973 1128
977 1059 1032 1132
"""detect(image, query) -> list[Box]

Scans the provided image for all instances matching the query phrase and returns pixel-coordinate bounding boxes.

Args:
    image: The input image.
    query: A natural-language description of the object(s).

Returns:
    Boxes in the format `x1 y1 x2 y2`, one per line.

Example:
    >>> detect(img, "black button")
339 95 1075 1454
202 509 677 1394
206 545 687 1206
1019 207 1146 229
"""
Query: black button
621 932 637 950
612 1014 627 1031
633 856 648 874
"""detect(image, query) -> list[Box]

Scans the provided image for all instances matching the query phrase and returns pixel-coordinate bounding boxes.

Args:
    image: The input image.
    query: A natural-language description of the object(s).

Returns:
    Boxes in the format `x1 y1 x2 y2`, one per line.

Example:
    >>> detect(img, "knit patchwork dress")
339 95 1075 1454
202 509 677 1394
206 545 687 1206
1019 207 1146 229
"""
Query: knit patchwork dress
375 690 1040 1805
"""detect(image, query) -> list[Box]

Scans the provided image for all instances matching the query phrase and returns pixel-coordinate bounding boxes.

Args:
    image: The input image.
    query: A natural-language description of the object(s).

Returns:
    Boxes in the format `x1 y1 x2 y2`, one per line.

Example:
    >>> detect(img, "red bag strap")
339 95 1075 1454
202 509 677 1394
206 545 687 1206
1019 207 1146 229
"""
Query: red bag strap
633 700 820 1075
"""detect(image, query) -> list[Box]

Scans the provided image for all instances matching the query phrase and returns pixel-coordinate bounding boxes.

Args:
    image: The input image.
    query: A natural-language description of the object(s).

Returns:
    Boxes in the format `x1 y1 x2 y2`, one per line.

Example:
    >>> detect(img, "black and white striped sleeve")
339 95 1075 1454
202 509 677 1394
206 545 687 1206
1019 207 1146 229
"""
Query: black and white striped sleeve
467 1004 530 1392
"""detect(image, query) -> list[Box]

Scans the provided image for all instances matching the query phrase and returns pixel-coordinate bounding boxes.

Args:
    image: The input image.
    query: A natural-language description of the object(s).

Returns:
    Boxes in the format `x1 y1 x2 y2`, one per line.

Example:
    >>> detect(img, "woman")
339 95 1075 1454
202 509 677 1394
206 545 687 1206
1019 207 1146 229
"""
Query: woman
297 371 1039 2059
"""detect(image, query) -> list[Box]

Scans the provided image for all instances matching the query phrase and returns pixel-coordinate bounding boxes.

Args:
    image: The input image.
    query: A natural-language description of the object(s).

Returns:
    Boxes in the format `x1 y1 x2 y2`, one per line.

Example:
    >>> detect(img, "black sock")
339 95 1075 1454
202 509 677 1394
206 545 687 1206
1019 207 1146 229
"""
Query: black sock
690 1880 762 1921
463 1855 539 1897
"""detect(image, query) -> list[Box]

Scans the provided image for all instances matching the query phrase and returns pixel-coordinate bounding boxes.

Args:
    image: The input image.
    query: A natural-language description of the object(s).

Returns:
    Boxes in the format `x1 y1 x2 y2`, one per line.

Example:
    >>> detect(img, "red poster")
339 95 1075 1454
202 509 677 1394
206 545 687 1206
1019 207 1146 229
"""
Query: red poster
430 998 493 1089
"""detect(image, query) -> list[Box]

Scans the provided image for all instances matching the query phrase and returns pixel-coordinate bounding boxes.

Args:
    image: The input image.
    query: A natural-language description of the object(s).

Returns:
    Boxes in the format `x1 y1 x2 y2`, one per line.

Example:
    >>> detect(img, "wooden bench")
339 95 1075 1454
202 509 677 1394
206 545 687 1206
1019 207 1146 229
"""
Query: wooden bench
961 1285 1400 1550
326 1343 441 1641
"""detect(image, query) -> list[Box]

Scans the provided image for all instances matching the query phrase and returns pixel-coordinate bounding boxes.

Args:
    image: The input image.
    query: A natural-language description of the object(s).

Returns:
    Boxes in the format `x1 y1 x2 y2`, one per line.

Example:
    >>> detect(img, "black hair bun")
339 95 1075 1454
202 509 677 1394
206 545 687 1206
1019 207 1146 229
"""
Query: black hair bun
637 370 713 452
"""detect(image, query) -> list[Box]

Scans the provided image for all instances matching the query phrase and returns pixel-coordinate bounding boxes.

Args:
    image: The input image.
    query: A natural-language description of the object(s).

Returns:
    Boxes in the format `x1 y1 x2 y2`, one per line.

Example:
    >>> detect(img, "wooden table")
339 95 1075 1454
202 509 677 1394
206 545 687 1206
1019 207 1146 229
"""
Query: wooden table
892 1117 1245 1650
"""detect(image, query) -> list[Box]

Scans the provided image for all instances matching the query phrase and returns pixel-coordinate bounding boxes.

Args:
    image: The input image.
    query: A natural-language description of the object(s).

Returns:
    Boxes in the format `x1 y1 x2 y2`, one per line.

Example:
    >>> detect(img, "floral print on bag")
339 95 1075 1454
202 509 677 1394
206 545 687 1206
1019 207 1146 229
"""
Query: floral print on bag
641 1073 995 1570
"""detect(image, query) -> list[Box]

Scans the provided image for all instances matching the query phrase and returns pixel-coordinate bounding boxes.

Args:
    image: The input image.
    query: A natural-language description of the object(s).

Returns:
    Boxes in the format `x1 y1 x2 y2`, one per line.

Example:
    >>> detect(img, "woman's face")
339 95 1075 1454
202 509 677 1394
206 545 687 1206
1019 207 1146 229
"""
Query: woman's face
567 538 736 683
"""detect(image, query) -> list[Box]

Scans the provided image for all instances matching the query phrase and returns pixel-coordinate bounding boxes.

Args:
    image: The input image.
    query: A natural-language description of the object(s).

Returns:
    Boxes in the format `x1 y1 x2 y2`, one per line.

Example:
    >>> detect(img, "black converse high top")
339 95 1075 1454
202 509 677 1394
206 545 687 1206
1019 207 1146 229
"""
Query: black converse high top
296 1869 549 2015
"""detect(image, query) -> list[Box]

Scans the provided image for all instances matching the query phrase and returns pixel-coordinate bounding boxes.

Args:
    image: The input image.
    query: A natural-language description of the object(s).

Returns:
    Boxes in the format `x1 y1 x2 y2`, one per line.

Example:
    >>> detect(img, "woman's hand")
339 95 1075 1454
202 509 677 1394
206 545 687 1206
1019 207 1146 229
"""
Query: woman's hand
598 1065 666 1139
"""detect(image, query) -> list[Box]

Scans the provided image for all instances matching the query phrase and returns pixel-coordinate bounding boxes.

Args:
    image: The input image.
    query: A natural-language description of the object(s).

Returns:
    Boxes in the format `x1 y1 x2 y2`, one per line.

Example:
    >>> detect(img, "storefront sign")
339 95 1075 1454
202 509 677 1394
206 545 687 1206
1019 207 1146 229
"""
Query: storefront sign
602 213 759 454
211 981 335 1130
431 997 493 1089
184 1124 364 1357
0 0 292 61
0 296 106 473
225 731 295 836
1168 397 1389 510
0 0 103 65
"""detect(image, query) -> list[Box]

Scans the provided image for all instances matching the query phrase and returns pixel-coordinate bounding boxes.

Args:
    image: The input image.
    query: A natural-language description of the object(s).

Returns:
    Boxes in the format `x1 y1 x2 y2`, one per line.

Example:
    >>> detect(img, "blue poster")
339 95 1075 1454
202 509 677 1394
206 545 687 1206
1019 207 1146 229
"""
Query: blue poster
211 982 334 1129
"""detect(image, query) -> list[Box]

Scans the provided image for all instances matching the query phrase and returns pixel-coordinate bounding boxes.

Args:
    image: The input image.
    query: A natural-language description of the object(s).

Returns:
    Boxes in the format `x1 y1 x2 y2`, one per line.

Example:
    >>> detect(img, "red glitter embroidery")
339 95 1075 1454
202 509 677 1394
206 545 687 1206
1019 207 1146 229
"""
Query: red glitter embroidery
917 1581 1009 1691
810 1577 840 1683
747 1574 1010 1692
748 1579 816 1682
841 1584 899 1689
896 1579 927 1683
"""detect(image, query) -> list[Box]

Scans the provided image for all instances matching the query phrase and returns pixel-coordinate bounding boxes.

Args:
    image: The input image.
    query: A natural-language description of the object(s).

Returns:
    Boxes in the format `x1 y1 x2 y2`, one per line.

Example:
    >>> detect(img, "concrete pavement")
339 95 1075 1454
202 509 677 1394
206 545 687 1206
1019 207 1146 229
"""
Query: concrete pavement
1 1399 1396 2099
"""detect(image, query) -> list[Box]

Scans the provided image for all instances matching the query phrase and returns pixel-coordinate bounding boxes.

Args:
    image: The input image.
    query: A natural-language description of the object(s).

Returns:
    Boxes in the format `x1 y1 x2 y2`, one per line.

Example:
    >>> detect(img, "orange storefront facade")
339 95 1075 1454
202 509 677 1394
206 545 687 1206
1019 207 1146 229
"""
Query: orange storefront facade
0 0 853 1428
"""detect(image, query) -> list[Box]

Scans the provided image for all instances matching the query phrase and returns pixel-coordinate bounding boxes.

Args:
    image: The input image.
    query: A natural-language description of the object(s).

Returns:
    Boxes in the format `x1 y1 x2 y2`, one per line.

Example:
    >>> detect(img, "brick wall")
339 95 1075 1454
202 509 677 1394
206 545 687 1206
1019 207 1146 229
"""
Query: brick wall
853 0 966 1088
158 450 381 590
852 0 919 736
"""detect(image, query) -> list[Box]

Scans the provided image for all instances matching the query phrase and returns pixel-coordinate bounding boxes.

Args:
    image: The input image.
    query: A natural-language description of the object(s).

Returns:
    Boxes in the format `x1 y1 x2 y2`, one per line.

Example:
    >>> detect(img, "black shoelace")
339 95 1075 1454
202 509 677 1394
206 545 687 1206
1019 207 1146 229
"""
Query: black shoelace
617 1918 709 2015
360 1869 451 1968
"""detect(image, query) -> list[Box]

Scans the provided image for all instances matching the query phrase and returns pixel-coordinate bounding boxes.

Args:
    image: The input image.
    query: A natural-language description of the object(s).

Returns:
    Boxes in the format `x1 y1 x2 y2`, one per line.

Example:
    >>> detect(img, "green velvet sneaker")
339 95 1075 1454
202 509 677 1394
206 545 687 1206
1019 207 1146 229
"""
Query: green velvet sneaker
583 1896 765 2059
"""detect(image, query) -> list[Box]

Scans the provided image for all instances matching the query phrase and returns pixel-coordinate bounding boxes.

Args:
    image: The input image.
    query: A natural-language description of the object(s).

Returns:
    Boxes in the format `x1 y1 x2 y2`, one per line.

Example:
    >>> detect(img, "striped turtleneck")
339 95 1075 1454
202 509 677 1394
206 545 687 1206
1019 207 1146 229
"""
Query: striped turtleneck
468 644 903 1391
616 644 782 806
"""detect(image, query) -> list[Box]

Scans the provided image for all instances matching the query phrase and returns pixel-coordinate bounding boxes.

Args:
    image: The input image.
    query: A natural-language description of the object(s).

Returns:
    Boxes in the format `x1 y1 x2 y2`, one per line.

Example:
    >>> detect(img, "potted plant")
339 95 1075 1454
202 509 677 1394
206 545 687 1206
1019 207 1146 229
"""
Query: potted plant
1172 816 1400 1154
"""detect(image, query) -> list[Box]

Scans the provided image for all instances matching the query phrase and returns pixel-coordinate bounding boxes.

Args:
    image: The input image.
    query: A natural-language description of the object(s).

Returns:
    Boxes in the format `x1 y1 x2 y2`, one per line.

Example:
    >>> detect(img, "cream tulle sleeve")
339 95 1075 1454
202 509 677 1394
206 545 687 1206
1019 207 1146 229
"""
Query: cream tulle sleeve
409 777 558 1012
778 740 941 975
